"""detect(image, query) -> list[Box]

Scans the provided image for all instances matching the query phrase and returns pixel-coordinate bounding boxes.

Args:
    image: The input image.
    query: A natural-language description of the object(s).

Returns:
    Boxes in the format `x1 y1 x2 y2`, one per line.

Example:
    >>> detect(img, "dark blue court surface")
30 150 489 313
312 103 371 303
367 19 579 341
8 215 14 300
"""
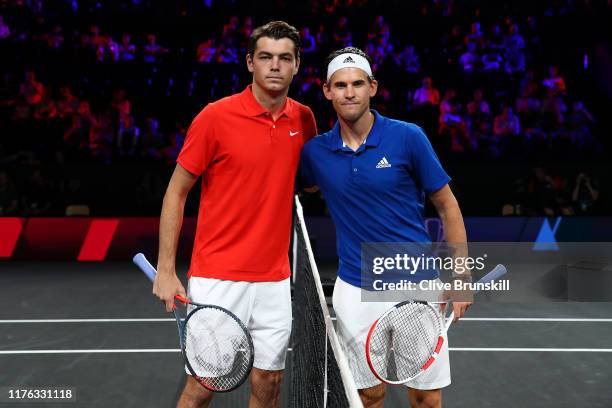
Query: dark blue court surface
1 263 611 407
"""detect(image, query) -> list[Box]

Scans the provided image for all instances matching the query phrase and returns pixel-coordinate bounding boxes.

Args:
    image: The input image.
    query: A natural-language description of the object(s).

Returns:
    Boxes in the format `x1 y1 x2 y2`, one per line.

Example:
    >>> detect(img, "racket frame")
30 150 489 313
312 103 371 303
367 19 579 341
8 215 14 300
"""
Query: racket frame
365 300 447 385
132 253 254 393
365 264 507 385
173 299 255 393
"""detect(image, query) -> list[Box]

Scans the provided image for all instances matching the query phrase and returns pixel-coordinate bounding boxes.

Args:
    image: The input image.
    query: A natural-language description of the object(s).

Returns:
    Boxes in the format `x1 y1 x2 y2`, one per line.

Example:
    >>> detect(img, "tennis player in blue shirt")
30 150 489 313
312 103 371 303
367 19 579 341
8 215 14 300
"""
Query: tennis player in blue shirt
300 47 471 408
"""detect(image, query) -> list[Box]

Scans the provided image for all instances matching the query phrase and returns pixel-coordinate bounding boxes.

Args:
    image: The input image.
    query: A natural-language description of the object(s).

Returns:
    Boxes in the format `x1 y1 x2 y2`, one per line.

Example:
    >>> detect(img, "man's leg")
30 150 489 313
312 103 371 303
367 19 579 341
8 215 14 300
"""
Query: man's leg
176 376 213 408
249 368 283 408
358 383 385 408
247 279 291 408
407 388 441 408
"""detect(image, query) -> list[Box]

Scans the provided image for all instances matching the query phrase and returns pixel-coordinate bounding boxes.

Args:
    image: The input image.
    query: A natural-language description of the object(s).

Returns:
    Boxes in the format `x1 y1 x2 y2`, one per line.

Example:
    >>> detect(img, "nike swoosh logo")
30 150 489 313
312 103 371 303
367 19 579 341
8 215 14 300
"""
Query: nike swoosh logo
289 131 299 136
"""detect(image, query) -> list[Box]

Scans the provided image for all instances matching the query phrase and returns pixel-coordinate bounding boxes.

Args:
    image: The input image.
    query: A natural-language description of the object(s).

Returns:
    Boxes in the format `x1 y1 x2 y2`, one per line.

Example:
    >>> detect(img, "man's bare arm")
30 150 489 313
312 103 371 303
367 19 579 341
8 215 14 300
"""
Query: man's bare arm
429 184 467 247
429 184 471 320
154 164 198 311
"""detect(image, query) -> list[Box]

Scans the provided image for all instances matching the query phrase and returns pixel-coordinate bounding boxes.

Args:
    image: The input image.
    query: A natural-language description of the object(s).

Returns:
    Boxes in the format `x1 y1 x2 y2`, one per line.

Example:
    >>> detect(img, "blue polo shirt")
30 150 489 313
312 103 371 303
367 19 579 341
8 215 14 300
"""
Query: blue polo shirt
300 110 450 287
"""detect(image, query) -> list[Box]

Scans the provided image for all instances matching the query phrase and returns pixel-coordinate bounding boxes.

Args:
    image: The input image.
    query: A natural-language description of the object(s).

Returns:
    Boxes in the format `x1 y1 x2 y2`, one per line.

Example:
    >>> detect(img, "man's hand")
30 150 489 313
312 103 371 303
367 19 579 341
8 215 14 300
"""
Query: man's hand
441 287 474 322
153 270 187 312
450 301 472 322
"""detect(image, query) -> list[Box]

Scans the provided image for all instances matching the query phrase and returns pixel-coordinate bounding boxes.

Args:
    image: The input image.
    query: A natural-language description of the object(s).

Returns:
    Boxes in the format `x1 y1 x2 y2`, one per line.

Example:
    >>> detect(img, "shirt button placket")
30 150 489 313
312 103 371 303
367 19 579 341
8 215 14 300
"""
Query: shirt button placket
352 156 359 181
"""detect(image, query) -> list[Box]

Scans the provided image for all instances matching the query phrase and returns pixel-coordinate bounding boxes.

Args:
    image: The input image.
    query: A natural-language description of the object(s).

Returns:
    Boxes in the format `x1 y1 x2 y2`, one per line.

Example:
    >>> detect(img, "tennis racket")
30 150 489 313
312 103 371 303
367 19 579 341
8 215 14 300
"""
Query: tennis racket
133 253 254 392
365 264 507 385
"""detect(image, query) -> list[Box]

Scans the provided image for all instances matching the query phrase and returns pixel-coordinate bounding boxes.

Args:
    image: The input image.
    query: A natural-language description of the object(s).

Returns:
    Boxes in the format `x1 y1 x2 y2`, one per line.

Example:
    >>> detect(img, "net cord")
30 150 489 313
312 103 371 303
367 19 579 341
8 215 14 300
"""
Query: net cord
295 196 364 408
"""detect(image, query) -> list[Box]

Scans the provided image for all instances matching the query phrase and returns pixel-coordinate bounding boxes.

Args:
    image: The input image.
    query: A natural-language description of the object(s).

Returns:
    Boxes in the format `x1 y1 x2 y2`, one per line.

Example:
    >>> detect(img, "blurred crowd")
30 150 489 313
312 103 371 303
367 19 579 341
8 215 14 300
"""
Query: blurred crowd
0 0 609 216
501 167 601 216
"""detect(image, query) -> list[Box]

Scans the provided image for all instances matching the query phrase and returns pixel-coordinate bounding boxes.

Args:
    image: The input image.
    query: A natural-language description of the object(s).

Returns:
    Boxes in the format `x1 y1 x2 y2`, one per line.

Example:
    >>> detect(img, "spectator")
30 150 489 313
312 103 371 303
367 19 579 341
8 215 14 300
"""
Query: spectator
413 76 440 106
116 113 140 157
541 87 567 131
0 171 19 215
240 16 253 40
23 169 53 215
482 47 503 72
89 25 106 53
215 43 238 64
119 33 136 61
446 25 465 61
515 86 541 132
488 23 505 52
19 71 44 106
367 15 385 41
315 23 329 48
459 42 480 73
504 23 525 50
221 16 240 48
107 36 120 62
196 38 215 63
467 89 490 117
439 98 473 153
465 22 485 50
143 33 169 63
565 100 595 146
494 105 520 137
64 100 96 155
33 85 57 120
524 15 542 52
439 88 457 117
0 15 10 40
333 16 352 48
543 65 567 95
111 89 131 123
140 116 165 160
400 45 420 75
300 27 316 55
57 85 80 119
504 43 526 75
42 25 64 50
572 172 600 214
528 167 556 216
161 123 185 164
297 66 321 95
89 111 114 164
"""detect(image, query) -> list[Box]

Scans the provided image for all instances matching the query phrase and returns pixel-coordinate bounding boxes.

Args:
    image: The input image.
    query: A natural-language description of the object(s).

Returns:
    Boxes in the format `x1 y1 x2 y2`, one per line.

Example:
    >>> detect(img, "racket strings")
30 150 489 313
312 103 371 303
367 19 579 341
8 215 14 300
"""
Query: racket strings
183 308 253 391
369 303 443 382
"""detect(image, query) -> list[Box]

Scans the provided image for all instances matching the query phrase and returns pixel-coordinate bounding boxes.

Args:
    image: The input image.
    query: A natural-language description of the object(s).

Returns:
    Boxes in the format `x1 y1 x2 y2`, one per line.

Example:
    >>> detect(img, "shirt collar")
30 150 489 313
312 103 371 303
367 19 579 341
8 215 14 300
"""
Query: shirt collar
239 85 293 118
328 109 384 151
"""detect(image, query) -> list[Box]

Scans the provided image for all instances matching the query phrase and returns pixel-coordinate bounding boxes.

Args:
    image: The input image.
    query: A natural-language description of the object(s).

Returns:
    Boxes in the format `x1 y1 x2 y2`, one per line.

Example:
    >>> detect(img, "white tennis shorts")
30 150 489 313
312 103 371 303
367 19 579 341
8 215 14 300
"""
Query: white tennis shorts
186 276 292 371
332 277 451 390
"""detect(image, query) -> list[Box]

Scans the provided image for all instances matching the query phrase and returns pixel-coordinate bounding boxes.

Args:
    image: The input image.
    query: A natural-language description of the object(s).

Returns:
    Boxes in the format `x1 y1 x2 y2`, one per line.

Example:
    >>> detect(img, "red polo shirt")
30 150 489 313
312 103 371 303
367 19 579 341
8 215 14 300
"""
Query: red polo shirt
178 85 317 281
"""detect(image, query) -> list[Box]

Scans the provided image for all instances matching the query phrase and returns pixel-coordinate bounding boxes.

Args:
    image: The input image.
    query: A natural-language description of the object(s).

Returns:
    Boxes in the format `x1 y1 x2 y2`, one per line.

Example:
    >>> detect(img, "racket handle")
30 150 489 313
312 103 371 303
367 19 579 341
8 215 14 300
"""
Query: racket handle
133 253 157 282
444 310 455 331
474 264 507 294
175 294 190 304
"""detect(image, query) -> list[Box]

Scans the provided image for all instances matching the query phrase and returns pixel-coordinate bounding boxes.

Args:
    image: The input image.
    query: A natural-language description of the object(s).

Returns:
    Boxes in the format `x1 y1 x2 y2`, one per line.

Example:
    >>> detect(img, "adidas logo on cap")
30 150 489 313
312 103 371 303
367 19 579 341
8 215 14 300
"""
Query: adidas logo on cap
343 56 355 64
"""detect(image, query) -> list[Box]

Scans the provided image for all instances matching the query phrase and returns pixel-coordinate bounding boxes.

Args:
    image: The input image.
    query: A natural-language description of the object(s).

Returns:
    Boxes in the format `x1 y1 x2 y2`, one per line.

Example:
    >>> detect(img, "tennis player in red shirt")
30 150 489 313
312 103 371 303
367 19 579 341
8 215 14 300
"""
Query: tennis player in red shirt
153 21 317 408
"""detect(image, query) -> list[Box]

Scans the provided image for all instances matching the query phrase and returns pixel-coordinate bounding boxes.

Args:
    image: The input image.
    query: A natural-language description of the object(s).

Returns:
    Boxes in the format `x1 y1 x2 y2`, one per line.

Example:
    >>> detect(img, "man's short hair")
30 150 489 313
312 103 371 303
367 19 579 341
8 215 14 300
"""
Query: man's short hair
323 47 375 83
247 21 301 59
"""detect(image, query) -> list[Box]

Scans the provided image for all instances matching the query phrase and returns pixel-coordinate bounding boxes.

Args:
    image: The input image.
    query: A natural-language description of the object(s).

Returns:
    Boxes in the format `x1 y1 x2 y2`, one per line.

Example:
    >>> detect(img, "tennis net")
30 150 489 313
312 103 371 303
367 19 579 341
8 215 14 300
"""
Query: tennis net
290 196 363 408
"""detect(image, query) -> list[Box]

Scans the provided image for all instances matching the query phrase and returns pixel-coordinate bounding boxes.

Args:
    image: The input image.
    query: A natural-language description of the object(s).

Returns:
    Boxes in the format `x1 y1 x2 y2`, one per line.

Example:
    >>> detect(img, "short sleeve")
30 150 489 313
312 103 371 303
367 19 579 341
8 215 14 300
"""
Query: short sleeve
177 104 218 176
302 106 318 143
406 124 451 193
298 142 317 188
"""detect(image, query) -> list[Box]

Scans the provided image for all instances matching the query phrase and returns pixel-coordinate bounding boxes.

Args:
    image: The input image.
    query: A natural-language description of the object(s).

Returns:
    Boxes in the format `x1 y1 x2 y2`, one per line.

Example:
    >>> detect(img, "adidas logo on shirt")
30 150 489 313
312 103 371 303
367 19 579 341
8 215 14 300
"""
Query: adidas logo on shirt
376 157 392 168
343 56 355 64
